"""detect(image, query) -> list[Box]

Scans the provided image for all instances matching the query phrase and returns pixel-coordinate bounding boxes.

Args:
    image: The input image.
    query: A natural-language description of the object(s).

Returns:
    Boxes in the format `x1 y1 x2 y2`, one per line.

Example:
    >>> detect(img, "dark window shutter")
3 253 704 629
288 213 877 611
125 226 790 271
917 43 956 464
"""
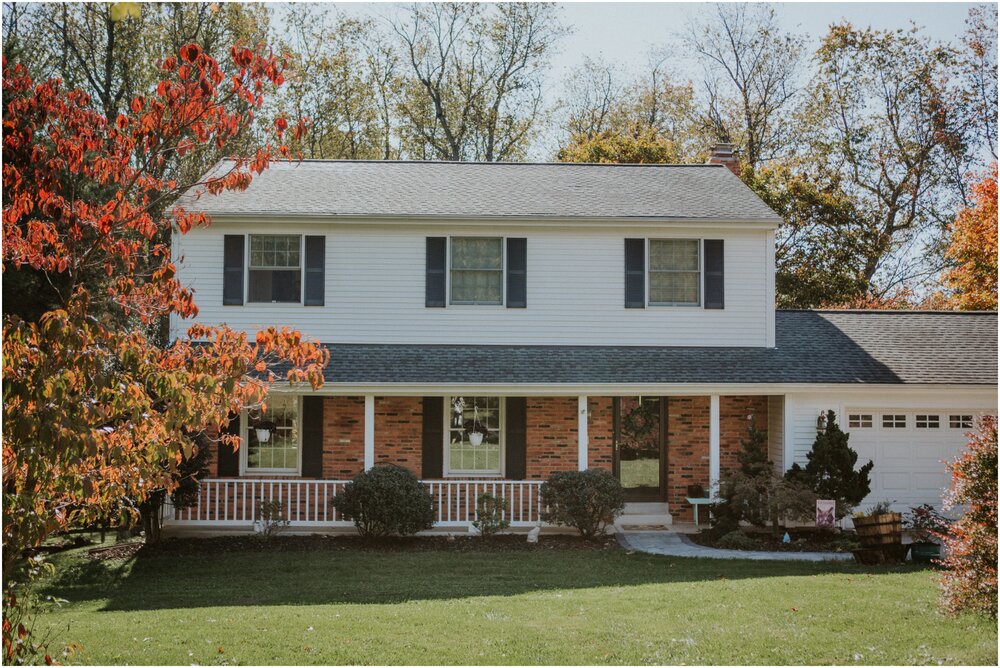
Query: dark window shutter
421 397 444 478
505 397 527 480
218 413 241 476
304 236 325 306
506 237 527 308
704 239 725 309
301 396 324 477
223 235 245 305
425 237 447 307
624 238 645 308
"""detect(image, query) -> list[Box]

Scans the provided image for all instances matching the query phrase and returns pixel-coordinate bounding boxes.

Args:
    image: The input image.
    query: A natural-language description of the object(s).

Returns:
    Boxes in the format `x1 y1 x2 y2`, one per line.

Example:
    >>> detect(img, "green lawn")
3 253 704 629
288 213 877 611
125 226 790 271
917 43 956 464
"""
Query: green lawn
35 539 996 665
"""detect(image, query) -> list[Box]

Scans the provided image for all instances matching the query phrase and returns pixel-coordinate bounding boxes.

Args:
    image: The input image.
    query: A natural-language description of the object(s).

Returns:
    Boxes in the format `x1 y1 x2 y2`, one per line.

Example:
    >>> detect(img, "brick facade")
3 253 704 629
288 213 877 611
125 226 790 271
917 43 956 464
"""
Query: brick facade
321 396 365 479
666 396 711 522
587 396 615 471
208 394 771 526
374 396 423 475
719 395 769 475
525 396 579 479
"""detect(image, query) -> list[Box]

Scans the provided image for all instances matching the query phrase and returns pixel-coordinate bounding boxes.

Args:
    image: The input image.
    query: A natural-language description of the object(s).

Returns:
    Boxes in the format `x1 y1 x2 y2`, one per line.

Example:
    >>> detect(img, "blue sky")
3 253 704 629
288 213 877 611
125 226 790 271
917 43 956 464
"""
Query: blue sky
329 1 981 155
335 1 979 78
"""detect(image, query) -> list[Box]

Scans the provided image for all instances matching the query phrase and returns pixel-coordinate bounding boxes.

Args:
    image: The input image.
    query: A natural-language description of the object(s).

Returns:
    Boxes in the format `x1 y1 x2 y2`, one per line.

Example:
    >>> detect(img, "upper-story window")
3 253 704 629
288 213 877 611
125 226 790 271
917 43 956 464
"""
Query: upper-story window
648 239 701 306
249 234 302 303
451 237 503 305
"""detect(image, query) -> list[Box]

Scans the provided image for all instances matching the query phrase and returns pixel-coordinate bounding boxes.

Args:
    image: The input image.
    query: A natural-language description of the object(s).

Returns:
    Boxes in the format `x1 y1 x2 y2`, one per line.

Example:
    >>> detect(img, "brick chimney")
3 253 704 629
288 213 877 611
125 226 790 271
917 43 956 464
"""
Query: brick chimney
706 142 740 176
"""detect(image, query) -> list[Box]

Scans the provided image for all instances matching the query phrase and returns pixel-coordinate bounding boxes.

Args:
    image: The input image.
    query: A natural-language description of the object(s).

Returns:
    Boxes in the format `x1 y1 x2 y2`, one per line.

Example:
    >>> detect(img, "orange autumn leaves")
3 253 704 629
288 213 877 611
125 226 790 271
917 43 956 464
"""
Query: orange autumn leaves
944 167 998 311
1 41 326 589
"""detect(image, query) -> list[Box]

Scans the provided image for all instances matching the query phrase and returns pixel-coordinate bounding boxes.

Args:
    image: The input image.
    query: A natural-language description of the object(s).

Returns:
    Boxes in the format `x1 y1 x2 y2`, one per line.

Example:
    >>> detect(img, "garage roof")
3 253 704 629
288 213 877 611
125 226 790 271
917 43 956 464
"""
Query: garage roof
279 311 997 386
175 160 783 223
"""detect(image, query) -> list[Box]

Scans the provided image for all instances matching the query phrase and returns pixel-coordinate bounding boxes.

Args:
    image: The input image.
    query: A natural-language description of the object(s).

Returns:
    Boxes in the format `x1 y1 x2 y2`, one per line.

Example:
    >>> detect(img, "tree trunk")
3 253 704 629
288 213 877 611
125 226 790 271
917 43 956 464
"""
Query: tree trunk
139 498 162 545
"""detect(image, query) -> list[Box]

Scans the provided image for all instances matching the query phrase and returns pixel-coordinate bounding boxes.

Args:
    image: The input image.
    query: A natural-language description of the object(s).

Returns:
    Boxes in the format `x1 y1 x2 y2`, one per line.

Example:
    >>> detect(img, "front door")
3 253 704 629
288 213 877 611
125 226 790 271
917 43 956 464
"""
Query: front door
613 397 667 501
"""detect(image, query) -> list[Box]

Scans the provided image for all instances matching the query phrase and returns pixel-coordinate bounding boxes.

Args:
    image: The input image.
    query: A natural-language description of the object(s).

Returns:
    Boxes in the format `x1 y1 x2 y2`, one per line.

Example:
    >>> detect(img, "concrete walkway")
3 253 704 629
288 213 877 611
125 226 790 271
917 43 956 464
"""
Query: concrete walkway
618 531 854 562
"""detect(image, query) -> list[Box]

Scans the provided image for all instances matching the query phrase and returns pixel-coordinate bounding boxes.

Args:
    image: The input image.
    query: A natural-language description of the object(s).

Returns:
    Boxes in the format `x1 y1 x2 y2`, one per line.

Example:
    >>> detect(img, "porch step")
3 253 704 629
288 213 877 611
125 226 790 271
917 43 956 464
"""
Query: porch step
623 502 670 515
616 502 672 530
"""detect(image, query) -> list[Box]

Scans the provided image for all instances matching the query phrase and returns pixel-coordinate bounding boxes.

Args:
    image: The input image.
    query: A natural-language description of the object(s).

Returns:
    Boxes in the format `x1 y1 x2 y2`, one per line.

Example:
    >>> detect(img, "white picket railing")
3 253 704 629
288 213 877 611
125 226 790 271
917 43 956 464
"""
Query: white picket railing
163 478 545 528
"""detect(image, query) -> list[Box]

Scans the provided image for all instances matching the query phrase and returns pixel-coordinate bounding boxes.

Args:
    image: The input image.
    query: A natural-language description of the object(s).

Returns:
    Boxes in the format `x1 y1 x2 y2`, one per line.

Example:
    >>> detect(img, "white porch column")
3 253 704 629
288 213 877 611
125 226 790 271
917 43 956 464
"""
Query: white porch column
577 395 589 471
709 394 721 499
364 395 375 470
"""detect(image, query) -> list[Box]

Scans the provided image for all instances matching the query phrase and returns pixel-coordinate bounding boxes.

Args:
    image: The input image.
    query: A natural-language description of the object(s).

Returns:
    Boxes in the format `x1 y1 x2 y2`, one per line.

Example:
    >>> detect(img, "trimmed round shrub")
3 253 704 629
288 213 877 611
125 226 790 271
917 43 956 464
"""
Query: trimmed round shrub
332 464 435 537
717 530 761 551
540 469 625 539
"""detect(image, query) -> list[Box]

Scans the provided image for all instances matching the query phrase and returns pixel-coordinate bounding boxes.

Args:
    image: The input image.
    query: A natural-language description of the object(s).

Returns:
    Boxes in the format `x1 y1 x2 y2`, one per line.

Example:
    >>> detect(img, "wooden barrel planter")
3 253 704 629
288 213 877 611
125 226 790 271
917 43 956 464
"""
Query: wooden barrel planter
853 512 902 548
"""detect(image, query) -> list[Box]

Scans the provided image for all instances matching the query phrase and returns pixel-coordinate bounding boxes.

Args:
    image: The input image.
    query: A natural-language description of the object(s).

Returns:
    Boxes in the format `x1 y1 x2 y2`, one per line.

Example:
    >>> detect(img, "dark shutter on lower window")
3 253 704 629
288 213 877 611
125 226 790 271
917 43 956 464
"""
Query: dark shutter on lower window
505 397 527 480
218 413 241 476
704 239 725 309
304 236 325 306
624 238 645 308
223 235 244 305
421 397 444 478
506 238 527 308
425 237 447 307
301 396 324 478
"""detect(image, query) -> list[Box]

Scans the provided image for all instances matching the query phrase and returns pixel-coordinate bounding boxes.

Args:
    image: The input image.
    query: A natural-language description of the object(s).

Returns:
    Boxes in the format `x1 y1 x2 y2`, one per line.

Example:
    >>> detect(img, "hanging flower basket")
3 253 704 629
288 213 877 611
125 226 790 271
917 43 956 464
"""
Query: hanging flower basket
463 418 489 447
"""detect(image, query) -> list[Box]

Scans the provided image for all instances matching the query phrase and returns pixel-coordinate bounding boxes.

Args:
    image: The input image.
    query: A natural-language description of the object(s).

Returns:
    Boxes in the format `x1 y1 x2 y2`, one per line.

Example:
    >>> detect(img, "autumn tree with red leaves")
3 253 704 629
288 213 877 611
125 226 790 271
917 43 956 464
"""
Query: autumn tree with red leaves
2 42 322 662
940 416 998 617
943 167 998 310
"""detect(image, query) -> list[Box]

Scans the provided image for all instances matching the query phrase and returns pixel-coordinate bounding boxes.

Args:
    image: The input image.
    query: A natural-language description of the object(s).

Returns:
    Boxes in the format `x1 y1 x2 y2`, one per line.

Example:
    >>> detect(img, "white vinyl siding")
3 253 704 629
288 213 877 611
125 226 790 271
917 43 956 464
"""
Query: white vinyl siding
783 388 997 511
172 222 772 346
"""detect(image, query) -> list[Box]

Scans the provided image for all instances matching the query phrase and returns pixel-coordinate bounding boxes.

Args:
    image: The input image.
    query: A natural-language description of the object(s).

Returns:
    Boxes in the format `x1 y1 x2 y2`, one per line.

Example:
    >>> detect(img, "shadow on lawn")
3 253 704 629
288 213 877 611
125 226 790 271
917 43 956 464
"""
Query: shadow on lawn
41 538 933 613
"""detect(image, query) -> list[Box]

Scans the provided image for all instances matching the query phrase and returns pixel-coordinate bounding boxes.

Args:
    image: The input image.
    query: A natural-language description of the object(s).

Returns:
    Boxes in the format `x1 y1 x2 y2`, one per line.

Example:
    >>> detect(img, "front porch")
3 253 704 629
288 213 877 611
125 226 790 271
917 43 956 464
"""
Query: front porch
163 394 786 533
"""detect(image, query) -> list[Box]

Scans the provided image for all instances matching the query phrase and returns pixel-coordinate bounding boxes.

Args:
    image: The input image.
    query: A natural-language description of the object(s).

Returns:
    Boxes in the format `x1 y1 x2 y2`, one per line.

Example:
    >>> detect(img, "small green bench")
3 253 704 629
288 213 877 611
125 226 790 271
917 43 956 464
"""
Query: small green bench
686 497 714 526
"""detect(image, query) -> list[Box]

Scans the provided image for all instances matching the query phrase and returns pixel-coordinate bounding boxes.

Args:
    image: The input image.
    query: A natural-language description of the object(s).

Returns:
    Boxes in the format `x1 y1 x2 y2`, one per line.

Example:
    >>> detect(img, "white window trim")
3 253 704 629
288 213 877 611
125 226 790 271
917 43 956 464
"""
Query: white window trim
240 395 303 475
915 414 941 429
245 233 305 305
443 396 506 477
848 413 874 429
948 414 975 429
448 236 506 307
646 237 703 308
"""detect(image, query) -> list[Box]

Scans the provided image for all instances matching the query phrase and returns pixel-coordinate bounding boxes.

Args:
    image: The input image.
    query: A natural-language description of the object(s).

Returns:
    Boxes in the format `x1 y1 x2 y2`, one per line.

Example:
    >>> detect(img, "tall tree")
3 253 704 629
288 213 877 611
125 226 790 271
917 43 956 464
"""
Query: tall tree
744 161 872 307
2 42 325 659
558 53 707 163
2 2 273 184
943 167 999 310
392 2 565 161
274 5 395 160
686 2 805 169
960 4 998 163
801 23 968 296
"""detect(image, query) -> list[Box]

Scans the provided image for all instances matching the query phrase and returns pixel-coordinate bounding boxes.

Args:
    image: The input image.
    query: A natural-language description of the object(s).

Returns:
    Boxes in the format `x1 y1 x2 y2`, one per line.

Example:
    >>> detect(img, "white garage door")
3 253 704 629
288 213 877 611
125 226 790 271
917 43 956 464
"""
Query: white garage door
844 410 978 512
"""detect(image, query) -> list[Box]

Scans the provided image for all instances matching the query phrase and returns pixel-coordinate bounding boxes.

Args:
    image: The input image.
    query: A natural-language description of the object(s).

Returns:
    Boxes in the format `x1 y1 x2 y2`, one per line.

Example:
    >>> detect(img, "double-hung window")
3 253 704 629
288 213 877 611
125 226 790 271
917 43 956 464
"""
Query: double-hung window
248 234 302 303
450 238 503 305
244 395 301 473
446 396 503 476
649 239 700 306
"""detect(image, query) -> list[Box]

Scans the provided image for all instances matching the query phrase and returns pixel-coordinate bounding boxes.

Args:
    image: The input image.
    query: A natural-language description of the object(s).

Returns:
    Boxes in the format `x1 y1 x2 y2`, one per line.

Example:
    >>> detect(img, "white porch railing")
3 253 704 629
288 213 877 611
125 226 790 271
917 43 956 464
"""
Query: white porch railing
163 478 546 528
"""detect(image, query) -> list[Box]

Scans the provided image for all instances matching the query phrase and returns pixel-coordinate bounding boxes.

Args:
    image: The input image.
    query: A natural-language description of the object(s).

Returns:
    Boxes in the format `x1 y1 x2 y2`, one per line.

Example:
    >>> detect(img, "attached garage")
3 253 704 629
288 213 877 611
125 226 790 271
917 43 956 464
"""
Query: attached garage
843 410 981 511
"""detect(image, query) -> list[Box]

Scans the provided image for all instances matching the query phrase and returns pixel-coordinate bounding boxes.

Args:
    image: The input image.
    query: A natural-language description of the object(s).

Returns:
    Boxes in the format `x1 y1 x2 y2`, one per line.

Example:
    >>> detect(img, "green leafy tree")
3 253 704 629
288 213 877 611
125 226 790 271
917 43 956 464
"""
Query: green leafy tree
786 410 874 519
738 418 772 477
558 53 707 164
801 23 968 295
743 161 872 307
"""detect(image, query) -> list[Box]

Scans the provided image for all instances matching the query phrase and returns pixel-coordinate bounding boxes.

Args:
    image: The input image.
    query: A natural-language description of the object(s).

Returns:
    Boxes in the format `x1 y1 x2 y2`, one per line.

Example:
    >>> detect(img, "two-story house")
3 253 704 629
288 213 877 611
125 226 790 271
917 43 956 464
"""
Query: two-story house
165 146 997 532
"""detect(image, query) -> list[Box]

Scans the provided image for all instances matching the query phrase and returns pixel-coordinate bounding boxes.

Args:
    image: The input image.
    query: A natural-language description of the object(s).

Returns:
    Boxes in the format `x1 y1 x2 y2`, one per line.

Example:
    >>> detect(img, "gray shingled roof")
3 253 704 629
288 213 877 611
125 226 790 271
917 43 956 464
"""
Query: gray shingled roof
284 311 996 386
176 160 782 222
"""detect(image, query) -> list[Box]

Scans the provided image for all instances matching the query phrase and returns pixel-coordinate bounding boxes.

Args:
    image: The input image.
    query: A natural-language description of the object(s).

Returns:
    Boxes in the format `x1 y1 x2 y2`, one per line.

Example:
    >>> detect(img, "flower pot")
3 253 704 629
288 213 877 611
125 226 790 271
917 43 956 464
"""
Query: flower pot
910 542 941 564
468 431 484 447
853 512 902 548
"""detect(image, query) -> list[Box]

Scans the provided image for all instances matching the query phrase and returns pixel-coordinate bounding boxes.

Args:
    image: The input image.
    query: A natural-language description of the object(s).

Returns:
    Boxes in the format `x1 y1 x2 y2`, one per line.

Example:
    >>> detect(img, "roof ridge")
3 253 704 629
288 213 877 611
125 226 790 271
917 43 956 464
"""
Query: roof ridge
217 158 726 168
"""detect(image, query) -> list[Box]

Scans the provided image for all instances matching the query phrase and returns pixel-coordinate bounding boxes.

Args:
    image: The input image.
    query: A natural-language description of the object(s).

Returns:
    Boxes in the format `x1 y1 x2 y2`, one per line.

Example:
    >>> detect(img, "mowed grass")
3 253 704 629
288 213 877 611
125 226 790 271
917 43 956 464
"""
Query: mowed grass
36 540 996 665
